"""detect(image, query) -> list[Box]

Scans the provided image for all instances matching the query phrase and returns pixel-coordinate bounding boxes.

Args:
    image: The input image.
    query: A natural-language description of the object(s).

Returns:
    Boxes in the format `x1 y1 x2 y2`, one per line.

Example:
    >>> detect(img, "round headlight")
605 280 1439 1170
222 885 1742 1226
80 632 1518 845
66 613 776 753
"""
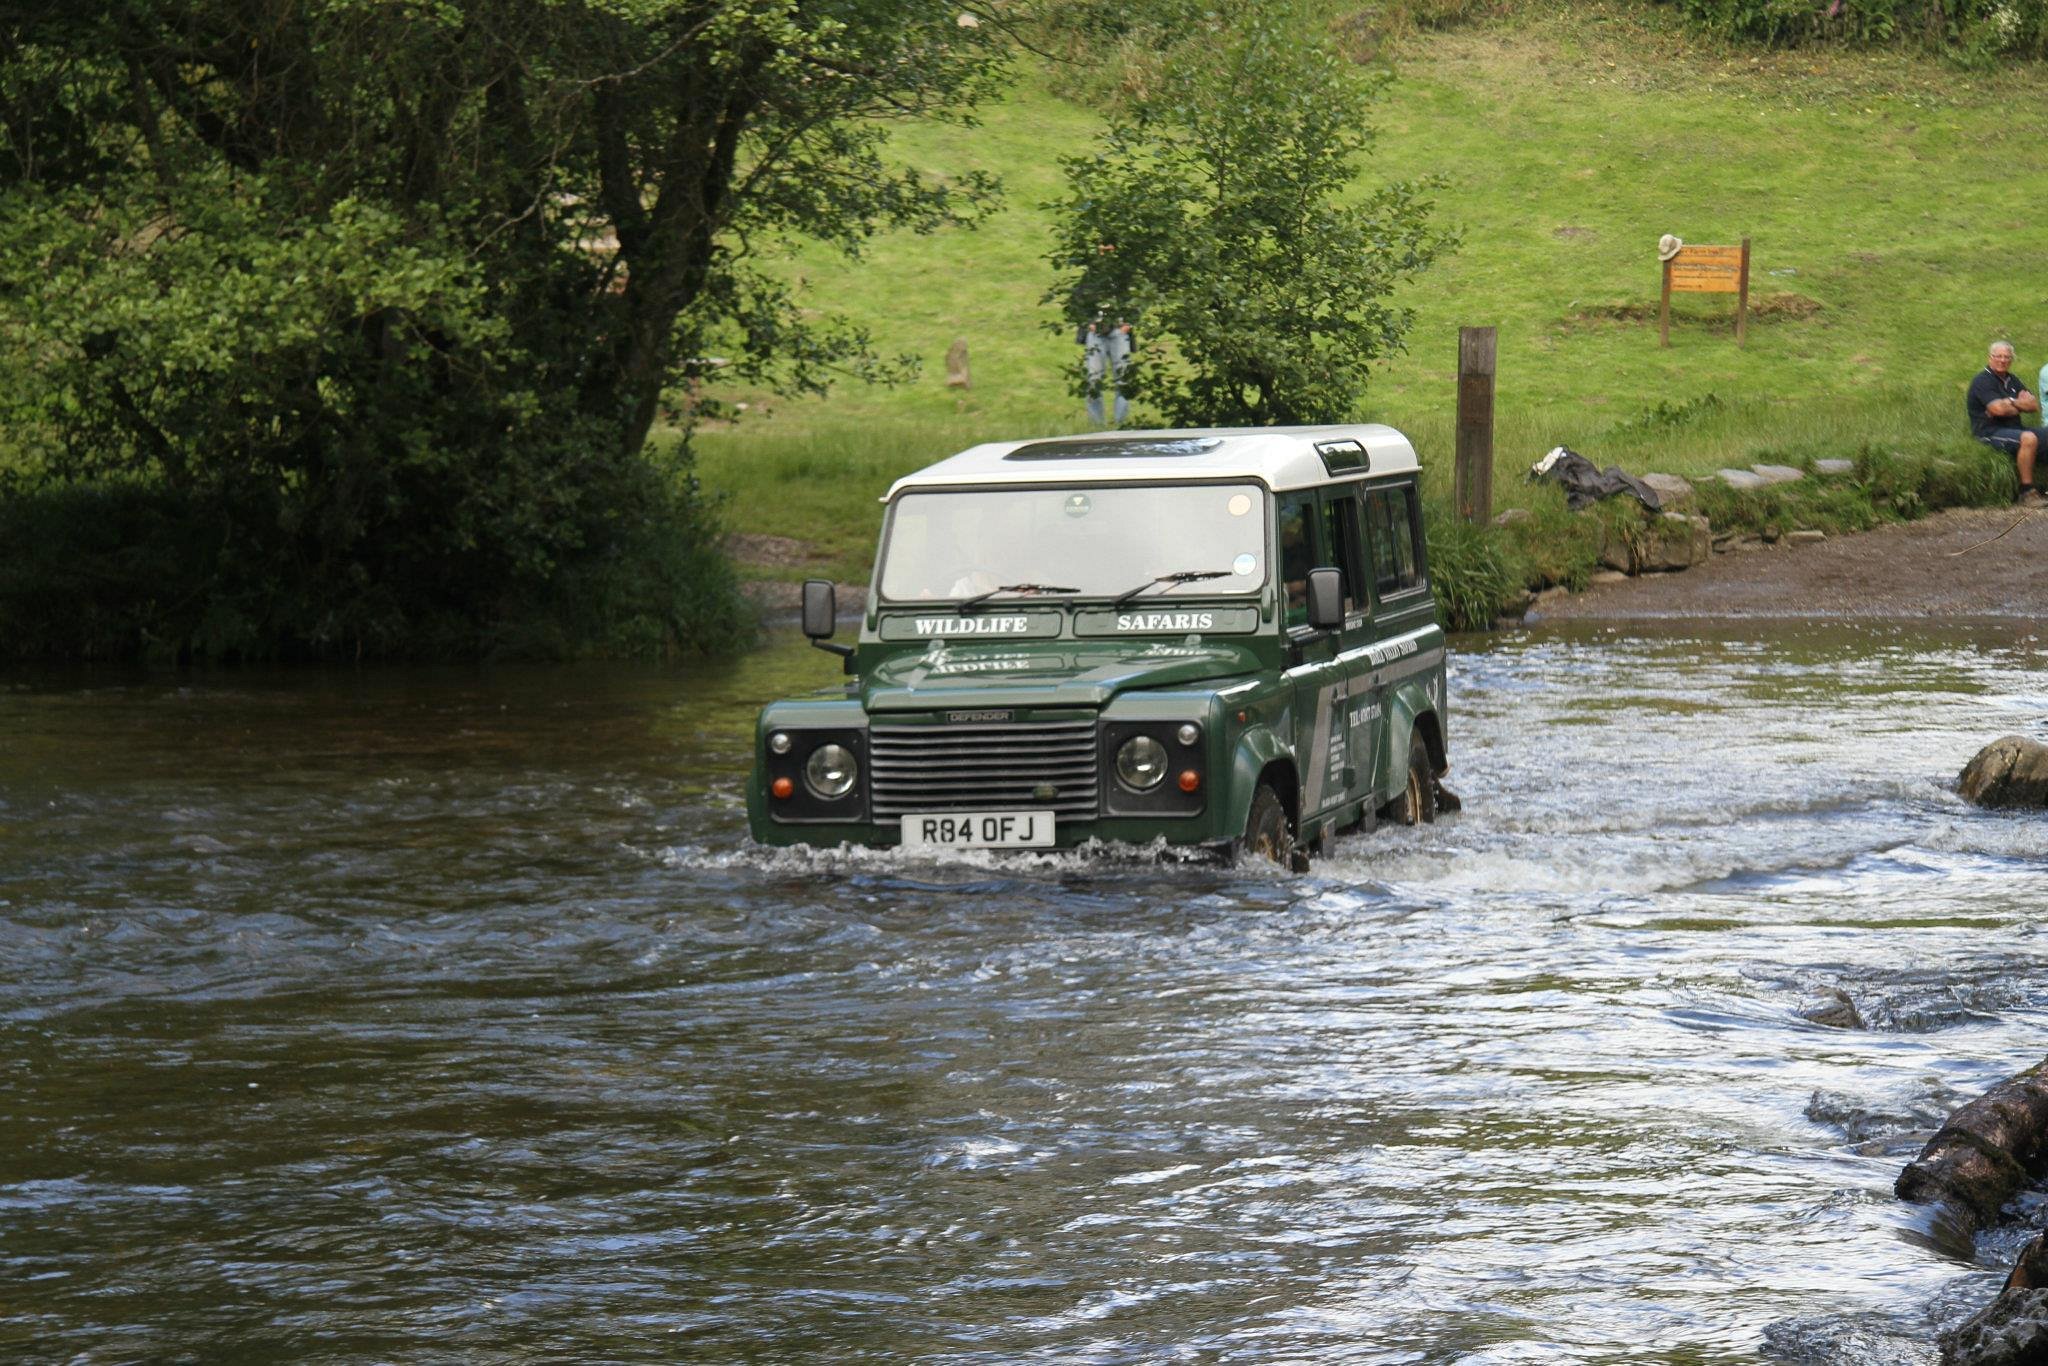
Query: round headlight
804 743 858 800
1116 735 1168 790
768 731 792 755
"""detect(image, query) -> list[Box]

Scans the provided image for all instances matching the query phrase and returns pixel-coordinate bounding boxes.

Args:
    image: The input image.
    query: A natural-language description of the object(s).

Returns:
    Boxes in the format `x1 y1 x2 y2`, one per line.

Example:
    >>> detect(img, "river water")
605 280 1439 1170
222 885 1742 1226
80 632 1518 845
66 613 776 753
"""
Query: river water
3 626 2045 1363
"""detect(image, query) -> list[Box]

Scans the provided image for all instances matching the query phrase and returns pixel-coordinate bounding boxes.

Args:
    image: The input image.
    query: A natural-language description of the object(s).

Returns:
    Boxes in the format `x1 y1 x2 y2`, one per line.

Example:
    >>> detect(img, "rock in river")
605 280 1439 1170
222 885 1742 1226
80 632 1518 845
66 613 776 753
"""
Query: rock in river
1935 1230 2048 1364
1959 737 2048 809
1940 1286 2048 1366
1896 1058 2048 1231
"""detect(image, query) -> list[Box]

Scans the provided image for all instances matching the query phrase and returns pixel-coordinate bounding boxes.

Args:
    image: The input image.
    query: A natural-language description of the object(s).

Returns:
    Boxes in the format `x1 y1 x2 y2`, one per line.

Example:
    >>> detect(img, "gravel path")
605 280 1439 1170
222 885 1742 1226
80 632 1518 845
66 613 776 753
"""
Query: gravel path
1528 505 2048 624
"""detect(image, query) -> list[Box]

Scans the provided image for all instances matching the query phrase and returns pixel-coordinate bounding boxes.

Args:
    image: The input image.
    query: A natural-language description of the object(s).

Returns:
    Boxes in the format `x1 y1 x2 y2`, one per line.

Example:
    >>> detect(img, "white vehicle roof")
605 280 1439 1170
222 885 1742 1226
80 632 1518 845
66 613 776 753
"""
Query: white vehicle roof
882 424 1421 500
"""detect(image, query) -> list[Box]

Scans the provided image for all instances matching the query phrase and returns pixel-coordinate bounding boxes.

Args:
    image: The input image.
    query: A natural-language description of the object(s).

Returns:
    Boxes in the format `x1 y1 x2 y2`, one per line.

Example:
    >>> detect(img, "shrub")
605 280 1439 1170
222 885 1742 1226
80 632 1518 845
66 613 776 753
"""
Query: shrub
1664 0 2048 58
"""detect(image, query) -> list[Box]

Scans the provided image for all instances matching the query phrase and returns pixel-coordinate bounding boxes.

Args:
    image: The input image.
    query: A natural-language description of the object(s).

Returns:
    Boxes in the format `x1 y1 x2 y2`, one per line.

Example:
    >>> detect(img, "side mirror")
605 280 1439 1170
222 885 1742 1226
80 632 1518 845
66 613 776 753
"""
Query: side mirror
1306 567 1344 631
802 579 854 659
801 579 836 640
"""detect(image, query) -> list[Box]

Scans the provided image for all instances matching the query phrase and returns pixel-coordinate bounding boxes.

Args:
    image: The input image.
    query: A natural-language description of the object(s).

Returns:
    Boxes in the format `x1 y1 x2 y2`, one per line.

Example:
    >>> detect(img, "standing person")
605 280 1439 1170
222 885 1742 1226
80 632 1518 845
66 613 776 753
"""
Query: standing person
1967 340 2046 506
1078 311 1133 427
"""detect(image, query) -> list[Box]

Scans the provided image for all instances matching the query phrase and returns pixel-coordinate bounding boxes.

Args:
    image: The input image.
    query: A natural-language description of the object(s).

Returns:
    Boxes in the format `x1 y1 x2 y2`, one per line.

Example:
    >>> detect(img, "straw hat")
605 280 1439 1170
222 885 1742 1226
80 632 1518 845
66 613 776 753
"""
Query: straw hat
1658 233 1684 262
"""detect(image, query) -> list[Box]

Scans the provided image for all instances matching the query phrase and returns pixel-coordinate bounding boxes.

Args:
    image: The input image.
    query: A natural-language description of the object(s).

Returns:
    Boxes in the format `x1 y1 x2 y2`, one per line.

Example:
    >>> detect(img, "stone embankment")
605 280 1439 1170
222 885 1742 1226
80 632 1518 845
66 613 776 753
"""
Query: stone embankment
1505 459 1857 593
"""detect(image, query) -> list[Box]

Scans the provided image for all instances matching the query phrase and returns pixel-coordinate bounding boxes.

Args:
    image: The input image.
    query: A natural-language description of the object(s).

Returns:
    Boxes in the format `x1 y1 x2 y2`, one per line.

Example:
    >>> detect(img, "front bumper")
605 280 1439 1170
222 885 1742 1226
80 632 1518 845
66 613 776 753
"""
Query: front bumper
747 698 1233 850
744 786 1236 852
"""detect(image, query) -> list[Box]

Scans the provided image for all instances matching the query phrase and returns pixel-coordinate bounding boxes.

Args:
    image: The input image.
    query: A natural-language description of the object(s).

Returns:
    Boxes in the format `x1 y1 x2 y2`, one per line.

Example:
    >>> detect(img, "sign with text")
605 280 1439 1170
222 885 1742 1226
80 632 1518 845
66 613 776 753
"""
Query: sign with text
1668 245 1745 292
1660 238 1751 348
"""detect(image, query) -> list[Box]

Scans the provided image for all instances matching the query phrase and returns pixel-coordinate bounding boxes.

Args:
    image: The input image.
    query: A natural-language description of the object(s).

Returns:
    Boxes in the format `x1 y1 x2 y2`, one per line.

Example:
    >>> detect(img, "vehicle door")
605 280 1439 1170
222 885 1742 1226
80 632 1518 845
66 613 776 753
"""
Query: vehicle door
1278 490 1342 824
1320 482 1384 816
1362 478 1437 805
1287 486 1365 826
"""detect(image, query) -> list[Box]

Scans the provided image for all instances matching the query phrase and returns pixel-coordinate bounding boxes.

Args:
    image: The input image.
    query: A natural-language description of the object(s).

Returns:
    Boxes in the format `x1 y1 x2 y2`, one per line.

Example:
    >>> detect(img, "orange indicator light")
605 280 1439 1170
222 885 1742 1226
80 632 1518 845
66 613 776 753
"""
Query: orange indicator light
771 776 794 799
1178 769 1201 793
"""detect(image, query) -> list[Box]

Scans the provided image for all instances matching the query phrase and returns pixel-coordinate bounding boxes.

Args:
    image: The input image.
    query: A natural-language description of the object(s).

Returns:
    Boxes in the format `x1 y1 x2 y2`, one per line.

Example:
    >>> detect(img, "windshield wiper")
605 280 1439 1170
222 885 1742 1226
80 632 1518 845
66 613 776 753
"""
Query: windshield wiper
957 582 1080 612
1112 569 1230 607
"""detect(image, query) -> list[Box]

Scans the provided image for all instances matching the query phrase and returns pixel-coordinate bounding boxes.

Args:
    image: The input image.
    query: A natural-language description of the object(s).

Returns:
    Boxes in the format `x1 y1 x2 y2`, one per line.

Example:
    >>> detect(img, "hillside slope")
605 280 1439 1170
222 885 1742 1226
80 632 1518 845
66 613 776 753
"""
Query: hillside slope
697 5 2046 570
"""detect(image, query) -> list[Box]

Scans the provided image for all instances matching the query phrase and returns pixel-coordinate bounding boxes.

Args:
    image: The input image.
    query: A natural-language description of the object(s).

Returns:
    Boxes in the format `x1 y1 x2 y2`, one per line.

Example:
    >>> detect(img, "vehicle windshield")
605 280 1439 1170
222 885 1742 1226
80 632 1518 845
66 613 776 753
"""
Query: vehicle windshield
878 483 1268 603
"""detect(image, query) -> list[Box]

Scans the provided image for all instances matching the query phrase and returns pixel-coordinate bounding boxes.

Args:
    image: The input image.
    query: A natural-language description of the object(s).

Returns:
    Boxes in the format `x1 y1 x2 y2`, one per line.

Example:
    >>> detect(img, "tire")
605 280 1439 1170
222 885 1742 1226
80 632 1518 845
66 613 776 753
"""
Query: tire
1399 730 1437 827
1238 782 1294 867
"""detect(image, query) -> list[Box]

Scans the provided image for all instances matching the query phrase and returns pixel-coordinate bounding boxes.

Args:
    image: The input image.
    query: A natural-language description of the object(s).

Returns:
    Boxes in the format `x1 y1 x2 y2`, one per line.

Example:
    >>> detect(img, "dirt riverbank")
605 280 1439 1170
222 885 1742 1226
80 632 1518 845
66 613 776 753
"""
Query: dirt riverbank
1529 506 2048 625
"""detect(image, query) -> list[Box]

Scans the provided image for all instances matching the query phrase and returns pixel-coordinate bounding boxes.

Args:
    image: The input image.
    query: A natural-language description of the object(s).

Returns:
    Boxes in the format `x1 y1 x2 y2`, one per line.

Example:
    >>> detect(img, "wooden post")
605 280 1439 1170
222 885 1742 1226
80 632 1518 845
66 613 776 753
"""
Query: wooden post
1660 259 1673 348
1736 237 1751 349
1456 326 1496 527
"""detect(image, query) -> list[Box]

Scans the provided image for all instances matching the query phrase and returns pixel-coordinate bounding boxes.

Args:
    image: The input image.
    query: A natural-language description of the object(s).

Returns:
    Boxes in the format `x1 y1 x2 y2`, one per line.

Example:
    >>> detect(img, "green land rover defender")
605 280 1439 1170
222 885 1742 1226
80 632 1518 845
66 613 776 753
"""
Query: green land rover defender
745 426 1453 865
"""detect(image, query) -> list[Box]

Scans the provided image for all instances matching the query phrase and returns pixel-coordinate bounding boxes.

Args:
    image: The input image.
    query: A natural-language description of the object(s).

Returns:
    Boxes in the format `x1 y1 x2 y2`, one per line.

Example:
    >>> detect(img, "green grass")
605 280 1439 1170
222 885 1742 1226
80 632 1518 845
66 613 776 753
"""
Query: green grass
693 2 2046 617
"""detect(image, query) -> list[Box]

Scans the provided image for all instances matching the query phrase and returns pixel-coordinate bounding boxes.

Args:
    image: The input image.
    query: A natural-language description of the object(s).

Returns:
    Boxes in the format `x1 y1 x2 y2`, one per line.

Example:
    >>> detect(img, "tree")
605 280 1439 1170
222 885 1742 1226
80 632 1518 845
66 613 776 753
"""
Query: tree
1044 1 1455 427
0 1 1006 658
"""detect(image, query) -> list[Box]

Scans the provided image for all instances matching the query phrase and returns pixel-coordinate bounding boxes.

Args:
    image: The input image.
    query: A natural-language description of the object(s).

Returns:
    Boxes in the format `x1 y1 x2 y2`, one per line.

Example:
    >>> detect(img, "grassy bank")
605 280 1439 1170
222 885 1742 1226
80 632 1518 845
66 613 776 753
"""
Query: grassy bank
692 1 2046 626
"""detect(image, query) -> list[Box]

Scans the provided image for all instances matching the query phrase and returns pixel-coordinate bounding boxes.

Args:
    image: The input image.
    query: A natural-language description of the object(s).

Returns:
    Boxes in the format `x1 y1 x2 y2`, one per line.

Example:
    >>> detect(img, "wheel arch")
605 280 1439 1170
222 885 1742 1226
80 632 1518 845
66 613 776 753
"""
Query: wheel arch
1224 725 1298 838
1412 708 1446 778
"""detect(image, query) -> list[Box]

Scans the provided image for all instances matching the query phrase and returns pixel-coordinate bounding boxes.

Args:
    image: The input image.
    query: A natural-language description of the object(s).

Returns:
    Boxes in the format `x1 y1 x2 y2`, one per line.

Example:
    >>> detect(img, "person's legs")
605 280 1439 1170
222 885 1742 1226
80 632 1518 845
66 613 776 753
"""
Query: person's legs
1085 348 1106 426
1981 431 2036 499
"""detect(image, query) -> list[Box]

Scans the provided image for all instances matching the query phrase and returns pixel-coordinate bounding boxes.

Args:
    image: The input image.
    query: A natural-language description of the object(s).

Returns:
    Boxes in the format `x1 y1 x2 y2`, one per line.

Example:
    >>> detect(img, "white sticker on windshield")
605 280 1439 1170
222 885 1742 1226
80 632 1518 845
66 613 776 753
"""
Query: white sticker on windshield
1232 552 1256 575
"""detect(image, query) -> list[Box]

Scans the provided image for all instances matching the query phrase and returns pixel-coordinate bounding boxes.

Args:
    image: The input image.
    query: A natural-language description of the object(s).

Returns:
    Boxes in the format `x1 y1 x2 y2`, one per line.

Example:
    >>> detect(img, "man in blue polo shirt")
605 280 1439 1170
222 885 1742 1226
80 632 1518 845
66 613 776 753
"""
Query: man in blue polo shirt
1967 340 2046 506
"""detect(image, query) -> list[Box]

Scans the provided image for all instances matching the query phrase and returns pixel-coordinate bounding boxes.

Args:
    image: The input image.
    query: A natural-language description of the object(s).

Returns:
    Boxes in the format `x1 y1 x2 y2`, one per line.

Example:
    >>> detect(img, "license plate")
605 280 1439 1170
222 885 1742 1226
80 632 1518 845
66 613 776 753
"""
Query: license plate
900 811 1055 850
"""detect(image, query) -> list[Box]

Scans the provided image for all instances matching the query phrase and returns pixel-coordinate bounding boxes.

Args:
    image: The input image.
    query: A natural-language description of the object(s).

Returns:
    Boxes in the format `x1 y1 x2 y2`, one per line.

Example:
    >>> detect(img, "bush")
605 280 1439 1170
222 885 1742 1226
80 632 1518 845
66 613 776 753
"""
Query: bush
1663 0 2048 58
0 443 750 663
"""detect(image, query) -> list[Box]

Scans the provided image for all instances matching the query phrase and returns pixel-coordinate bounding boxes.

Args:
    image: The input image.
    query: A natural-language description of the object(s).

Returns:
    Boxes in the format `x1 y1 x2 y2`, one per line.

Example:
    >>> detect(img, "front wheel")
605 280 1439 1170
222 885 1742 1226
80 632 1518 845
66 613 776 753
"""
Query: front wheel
1237 782 1295 867
1399 730 1438 826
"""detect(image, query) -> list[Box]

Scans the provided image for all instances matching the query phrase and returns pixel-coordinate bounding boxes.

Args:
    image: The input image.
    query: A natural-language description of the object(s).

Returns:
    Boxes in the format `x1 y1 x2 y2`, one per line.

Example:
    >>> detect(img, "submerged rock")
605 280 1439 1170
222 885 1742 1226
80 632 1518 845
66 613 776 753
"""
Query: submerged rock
1959 737 2048 810
1800 987 1864 1030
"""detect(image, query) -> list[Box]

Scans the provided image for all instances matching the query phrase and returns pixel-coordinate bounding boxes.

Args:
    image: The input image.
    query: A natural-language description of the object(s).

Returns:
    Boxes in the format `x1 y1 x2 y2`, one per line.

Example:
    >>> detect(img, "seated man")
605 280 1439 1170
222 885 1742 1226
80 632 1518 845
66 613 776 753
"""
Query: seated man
1967 340 2046 506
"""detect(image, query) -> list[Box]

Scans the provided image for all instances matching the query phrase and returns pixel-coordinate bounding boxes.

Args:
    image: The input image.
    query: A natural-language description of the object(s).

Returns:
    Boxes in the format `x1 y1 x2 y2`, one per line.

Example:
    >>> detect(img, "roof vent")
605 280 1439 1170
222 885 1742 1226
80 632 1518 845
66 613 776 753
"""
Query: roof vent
1315 439 1370 475
1006 437 1224 462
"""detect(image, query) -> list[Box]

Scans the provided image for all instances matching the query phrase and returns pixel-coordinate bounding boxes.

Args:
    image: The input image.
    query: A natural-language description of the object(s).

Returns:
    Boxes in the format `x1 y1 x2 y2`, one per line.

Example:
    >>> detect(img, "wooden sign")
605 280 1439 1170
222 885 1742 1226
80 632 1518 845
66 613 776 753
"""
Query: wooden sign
1660 238 1751 348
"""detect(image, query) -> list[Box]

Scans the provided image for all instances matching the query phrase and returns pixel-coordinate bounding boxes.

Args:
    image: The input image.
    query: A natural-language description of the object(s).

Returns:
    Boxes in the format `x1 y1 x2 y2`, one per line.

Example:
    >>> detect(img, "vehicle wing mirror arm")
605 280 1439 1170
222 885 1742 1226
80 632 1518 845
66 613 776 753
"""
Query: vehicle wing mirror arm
1305 566 1345 632
802 579 855 659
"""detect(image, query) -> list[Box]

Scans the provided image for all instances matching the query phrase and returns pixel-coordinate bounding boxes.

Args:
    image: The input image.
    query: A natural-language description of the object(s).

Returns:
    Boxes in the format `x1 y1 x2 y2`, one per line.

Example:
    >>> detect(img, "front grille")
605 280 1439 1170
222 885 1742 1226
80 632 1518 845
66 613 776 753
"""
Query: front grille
868 718 1099 817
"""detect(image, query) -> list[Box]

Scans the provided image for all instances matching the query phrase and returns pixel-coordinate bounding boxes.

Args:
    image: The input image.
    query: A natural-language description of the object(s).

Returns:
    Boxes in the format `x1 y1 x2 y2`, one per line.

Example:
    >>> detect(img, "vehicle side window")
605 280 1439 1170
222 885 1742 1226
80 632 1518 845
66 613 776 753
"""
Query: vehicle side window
1367 485 1423 596
1277 493 1315 626
1319 491 1364 616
